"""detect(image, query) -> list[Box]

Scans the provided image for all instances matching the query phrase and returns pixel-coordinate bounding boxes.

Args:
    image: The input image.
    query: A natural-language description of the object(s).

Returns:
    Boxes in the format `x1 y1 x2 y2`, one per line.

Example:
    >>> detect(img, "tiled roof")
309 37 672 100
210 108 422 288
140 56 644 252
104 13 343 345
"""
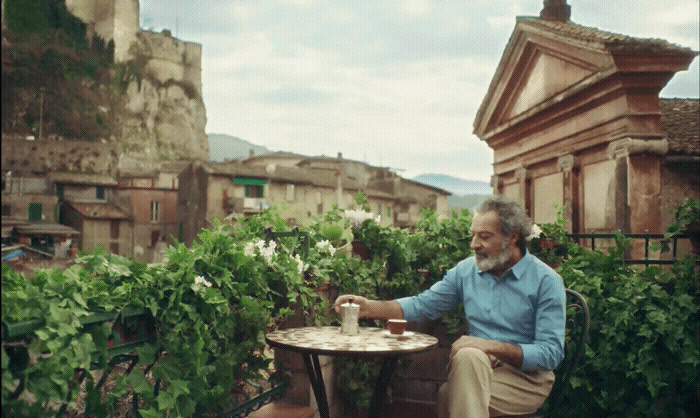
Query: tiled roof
519 17 697 55
661 98 700 155
48 172 118 186
202 161 314 184
14 223 80 236
66 201 131 220
474 16 698 131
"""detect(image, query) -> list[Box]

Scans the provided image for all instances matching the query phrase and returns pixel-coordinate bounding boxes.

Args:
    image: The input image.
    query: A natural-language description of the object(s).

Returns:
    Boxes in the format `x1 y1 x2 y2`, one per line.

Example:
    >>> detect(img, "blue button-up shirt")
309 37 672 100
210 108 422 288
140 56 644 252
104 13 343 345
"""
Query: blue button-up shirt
397 251 566 371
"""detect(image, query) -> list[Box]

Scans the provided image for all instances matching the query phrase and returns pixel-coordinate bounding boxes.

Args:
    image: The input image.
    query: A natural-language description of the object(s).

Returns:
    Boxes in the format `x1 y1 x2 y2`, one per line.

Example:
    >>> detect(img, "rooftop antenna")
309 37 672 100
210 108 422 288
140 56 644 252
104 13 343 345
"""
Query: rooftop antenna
176 17 179 38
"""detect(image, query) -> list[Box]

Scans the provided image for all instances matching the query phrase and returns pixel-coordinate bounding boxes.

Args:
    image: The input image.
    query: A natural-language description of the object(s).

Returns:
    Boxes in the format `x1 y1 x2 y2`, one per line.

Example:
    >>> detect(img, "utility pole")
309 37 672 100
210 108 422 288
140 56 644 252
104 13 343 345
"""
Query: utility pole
38 87 45 140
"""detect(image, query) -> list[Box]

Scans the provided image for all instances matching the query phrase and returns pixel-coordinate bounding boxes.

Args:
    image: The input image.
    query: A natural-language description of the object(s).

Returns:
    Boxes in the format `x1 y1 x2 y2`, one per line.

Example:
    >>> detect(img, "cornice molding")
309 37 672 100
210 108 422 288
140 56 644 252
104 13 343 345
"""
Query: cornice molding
607 137 668 159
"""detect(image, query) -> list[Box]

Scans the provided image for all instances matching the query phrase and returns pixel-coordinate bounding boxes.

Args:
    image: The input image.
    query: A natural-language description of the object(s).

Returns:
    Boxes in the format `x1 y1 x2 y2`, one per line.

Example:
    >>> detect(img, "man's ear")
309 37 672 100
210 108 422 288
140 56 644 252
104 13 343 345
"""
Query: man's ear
508 232 519 248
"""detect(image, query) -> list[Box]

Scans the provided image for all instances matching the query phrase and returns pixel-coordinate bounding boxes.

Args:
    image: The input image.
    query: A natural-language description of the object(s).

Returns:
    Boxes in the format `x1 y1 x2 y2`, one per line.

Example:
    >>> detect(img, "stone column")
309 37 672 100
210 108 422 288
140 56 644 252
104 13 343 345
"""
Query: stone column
515 167 532 216
607 137 668 259
490 174 503 196
557 154 580 233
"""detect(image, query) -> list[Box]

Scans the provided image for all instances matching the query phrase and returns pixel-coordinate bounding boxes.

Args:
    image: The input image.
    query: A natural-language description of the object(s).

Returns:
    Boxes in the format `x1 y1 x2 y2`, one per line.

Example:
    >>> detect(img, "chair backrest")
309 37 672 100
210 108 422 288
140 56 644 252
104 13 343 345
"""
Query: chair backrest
545 288 590 415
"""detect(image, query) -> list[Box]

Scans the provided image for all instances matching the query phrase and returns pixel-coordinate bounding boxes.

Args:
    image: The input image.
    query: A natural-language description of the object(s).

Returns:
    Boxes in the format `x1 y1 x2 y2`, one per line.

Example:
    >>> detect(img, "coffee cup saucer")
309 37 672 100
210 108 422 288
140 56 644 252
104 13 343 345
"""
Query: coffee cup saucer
382 330 413 338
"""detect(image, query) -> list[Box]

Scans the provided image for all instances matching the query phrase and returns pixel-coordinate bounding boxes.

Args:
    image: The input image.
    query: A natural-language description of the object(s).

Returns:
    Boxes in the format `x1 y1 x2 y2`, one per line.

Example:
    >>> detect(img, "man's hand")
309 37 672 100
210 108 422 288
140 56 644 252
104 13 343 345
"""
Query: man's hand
333 294 404 320
334 295 370 316
451 335 524 369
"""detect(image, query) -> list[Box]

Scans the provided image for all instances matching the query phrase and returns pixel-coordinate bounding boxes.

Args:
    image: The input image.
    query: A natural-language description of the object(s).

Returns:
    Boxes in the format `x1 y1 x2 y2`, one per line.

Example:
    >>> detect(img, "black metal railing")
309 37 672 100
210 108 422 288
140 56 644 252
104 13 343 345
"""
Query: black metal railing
567 232 696 266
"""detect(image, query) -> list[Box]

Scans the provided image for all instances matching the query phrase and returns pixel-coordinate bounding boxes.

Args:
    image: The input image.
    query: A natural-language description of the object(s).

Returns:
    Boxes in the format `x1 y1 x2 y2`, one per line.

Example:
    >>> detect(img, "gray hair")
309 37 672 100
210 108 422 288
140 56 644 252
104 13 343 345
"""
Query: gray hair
476 197 531 254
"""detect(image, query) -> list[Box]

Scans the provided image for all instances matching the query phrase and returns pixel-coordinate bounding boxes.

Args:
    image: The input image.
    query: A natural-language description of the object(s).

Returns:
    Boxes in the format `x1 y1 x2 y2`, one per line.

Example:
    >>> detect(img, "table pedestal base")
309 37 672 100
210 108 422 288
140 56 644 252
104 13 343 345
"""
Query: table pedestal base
302 354 398 418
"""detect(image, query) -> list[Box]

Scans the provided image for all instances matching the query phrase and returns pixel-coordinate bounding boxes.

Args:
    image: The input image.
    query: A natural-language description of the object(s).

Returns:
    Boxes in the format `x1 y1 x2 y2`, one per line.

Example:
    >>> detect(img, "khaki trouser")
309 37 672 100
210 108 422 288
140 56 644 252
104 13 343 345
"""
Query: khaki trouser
437 347 554 418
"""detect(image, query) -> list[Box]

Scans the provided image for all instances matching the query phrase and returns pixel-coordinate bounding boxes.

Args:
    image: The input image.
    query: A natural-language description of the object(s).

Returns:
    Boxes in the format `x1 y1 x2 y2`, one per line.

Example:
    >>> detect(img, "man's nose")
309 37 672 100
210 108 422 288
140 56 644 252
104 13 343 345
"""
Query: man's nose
470 238 480 250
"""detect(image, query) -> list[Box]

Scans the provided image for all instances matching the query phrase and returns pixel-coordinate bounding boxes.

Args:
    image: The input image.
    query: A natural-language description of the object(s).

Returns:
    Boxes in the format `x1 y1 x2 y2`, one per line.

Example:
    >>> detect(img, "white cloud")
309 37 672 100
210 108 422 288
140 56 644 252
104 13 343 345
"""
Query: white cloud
141 0 698 183
401 0 435 16
278 0 316 7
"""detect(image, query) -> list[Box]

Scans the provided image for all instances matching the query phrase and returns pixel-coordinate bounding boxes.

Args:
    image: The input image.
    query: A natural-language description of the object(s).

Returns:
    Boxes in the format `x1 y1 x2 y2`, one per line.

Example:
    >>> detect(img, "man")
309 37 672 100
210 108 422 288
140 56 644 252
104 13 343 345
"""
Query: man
334 197 566 417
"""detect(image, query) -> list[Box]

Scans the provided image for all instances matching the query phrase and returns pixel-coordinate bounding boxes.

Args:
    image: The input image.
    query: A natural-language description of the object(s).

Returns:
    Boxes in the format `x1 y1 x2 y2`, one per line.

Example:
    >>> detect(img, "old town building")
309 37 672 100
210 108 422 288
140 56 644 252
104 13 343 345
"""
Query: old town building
474 1 698 259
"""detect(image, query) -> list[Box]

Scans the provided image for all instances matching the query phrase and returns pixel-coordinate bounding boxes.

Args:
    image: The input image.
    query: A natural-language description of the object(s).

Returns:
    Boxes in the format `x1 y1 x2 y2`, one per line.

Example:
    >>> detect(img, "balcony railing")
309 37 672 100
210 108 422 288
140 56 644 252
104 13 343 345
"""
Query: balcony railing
567 232 696 266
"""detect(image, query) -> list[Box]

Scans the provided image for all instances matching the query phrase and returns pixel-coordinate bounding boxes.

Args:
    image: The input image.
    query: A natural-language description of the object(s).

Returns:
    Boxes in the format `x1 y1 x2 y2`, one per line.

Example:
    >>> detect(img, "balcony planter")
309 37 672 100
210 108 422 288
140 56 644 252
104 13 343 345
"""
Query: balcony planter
351 239 371 260
3 306 151 345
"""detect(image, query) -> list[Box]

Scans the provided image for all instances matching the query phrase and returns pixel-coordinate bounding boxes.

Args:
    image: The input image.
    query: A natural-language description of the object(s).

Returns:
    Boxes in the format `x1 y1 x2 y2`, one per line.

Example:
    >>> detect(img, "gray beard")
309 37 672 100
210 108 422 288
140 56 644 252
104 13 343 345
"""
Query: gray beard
475 243 512 272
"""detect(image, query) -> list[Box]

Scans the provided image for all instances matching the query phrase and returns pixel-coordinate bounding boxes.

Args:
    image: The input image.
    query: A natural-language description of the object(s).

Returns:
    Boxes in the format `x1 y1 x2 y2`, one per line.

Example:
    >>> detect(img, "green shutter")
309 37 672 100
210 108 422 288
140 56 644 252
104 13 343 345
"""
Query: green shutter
28 203 42 221
233 177 267 185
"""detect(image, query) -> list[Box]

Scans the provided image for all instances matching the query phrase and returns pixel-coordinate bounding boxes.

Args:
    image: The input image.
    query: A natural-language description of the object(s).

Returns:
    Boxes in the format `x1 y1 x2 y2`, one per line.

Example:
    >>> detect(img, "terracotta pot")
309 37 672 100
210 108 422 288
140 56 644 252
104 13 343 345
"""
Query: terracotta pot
351 239 370 260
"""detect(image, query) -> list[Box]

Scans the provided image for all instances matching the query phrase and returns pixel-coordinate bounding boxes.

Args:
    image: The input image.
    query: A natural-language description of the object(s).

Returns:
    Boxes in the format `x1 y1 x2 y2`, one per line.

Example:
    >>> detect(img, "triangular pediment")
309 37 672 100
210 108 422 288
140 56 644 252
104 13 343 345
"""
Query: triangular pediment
507 50 595 119
473 18 614 139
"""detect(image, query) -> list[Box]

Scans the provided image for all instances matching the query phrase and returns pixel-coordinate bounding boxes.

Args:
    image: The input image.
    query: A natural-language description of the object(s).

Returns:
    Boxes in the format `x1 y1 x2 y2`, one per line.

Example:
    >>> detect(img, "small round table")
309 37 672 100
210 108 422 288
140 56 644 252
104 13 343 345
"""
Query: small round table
266 326 438 418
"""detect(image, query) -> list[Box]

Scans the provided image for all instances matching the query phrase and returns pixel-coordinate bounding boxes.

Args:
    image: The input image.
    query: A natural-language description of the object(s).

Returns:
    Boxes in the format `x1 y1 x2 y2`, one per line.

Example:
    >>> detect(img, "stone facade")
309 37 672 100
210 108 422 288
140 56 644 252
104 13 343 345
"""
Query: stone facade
473 15 698 260
65 0 140 63
176 161 407 247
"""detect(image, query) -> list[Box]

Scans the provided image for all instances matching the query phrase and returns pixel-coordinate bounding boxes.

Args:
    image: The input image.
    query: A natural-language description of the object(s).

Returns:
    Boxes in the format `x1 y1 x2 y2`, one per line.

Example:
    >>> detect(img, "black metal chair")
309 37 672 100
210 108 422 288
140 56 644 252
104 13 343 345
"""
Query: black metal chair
543 288 591 415
505 288 590 417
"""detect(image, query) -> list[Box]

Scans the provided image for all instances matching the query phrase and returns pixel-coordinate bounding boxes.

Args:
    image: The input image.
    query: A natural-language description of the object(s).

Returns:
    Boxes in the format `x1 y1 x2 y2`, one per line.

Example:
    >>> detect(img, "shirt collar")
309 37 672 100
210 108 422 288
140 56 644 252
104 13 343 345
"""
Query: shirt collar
509 249 533 280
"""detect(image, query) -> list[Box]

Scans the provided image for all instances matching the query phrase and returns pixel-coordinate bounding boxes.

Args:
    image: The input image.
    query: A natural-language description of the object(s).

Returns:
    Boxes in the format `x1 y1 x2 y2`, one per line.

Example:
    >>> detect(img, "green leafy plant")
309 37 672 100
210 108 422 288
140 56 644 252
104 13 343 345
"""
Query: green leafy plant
1 250 152 416
1 214 326 416
555 234 699 417
527 206 572 265
661 198 700 253
3 202 698 417
665 198 700 238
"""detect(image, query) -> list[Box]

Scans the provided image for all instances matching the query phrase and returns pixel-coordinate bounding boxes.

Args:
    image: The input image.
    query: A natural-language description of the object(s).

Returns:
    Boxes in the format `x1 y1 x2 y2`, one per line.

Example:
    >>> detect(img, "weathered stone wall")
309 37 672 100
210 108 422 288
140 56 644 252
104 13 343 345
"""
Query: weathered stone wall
65 0 140 62
62 0 209 161
1 138 119 175
120 29 208 161
138 30 203 91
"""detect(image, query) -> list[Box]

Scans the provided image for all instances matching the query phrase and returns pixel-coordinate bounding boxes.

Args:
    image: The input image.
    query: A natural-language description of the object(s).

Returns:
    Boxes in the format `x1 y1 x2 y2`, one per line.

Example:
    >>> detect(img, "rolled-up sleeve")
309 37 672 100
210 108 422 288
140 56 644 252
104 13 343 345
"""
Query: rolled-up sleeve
518 275 566 371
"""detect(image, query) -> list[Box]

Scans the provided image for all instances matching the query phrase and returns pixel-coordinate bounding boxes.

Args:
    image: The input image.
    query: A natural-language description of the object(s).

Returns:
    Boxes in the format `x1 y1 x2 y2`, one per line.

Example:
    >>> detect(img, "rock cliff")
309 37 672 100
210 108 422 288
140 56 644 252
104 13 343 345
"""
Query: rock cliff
65 0 209 161
1 0 209 173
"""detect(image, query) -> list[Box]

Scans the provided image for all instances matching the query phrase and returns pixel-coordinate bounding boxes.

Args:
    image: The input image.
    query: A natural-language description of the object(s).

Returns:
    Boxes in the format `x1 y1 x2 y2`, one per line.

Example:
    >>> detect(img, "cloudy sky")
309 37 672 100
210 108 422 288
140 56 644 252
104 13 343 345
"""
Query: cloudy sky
140 0 699 182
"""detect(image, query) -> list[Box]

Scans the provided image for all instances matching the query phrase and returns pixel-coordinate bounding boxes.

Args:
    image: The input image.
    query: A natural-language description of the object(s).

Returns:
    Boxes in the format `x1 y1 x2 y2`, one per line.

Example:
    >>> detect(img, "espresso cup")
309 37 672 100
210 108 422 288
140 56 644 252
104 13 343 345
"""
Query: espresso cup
387 319 407 335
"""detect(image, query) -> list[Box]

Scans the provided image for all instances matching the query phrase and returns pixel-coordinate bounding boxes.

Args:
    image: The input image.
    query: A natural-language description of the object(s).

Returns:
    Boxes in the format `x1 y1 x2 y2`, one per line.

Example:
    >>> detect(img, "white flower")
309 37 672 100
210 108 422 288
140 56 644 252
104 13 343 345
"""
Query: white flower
194 275 212 287
260 241 276 264
316 240 337 256
192 275 212 292
344 209 381 227
244 240 277 264
527 224 543 240
244 241 256 257
293 254 308 274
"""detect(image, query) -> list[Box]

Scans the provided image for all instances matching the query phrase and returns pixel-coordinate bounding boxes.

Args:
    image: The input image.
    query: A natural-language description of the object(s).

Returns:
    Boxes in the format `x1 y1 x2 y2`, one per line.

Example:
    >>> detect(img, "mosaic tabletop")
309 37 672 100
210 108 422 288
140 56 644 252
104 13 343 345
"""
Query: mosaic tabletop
265 326 438 356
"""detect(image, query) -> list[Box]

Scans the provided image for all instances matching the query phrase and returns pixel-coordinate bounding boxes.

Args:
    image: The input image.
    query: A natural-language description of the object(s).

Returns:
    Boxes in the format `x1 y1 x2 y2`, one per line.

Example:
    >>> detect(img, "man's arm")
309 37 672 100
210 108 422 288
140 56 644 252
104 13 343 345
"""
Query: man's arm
450 336 523 369
520 273 567 371
334 295 404 320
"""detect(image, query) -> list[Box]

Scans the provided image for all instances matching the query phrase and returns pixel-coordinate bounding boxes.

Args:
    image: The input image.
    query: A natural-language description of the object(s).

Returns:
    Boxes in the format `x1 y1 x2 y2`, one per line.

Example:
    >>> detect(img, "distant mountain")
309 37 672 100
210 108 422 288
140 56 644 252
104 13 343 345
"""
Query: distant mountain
412 174 492 196
447 194 491 211
208 133 272 162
